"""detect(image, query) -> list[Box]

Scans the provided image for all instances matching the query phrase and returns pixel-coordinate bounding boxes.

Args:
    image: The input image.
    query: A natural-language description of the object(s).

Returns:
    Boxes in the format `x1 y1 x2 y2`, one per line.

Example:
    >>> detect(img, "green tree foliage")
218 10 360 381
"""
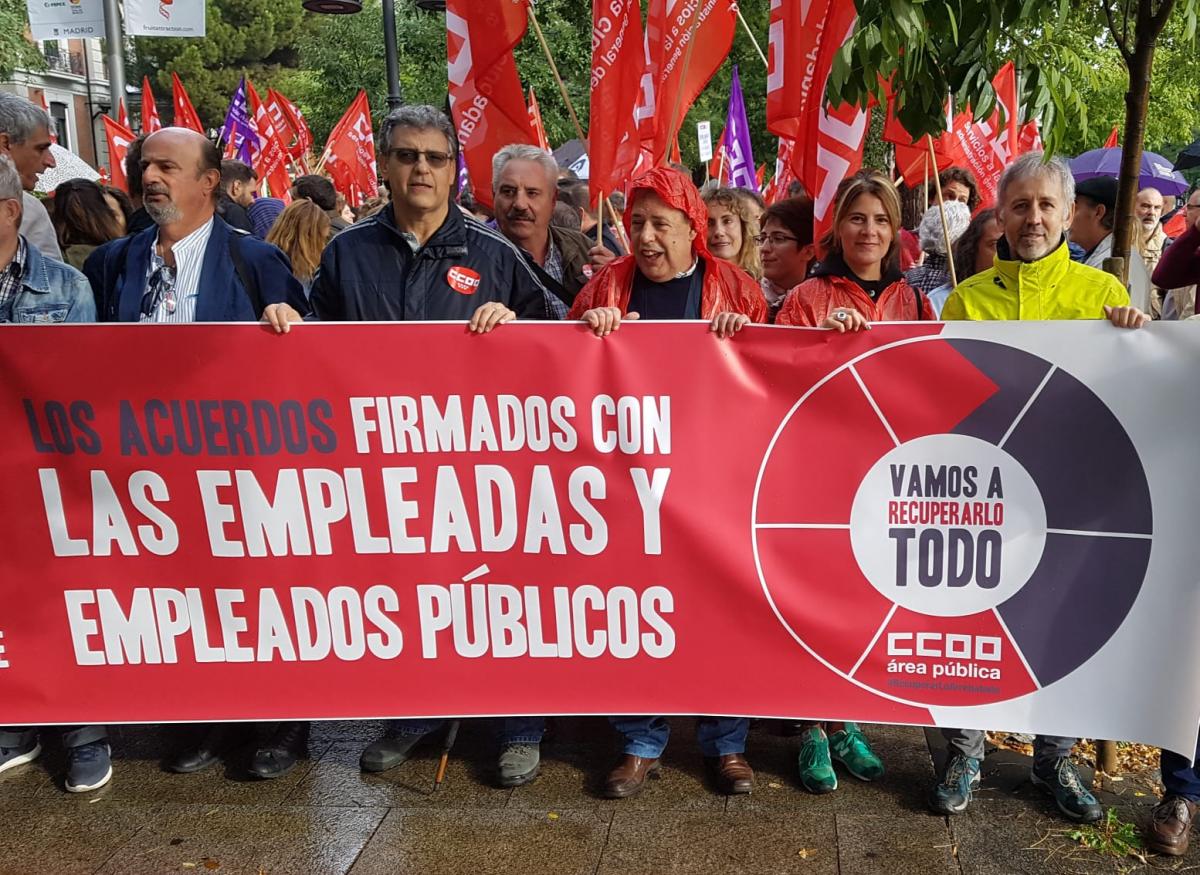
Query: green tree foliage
131 0 316 130
1 0 46 80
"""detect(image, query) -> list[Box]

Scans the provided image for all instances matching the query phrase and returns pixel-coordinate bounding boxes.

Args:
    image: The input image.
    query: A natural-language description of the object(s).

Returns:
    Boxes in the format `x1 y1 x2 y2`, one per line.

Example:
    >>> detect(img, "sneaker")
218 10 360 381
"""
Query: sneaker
66 741 112 792
1031 757 1103 823
359 731 426 773
496 742 540 788
798 727 837 794
829 723 885 781
929 753 981 815
0 733 40 776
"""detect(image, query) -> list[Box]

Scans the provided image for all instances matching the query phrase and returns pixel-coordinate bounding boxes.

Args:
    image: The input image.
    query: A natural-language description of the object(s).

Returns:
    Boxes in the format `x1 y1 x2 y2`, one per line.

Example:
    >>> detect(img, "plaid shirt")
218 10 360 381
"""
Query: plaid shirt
542 238 564 283
0 236 28 323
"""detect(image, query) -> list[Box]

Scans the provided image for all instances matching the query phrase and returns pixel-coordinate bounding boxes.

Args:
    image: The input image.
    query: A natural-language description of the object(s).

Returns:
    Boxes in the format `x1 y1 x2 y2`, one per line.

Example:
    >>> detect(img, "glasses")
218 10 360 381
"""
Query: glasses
387 148 453 168
754 233 799 247
141 264 177 318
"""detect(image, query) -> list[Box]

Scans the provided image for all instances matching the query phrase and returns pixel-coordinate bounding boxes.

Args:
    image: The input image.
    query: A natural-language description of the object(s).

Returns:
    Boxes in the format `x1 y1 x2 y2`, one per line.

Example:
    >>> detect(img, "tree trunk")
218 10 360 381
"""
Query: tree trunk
1111 40 1155 283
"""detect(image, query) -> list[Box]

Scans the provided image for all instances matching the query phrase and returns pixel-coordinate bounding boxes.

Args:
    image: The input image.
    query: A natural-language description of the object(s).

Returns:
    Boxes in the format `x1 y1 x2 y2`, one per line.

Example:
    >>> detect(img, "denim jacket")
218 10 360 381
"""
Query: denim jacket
7 236 97 323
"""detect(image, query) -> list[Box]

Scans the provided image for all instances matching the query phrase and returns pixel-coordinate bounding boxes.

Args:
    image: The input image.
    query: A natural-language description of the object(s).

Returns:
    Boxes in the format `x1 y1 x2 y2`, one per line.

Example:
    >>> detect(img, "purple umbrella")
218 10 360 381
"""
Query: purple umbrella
1069 147 1189 196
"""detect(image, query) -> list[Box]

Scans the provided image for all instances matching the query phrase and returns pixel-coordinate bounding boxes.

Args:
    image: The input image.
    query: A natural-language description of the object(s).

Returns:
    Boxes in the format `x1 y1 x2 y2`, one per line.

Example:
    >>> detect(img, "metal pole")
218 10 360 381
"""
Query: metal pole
102 0 125 116
381 0 403 110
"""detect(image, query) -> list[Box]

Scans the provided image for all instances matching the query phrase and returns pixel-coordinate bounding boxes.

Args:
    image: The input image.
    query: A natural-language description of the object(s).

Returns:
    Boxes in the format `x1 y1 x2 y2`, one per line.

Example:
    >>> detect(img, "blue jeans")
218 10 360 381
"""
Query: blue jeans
1161 728 1200 801
610 716 750 759
386 717 544 744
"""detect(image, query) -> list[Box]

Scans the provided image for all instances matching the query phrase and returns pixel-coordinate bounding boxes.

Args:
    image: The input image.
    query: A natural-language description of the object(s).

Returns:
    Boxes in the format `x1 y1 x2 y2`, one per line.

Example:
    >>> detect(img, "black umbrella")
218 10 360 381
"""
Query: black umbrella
1175 137 1200 171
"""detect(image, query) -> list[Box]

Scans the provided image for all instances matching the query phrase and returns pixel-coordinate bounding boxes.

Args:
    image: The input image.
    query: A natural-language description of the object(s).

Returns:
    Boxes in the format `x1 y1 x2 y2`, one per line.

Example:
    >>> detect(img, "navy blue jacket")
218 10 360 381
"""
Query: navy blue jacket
84 216 306 323
310 203 565 321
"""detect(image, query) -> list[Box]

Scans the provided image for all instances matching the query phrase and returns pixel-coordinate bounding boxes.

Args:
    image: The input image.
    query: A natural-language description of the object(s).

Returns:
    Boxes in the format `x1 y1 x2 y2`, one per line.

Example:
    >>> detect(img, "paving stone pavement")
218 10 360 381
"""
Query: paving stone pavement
0 719 1196 874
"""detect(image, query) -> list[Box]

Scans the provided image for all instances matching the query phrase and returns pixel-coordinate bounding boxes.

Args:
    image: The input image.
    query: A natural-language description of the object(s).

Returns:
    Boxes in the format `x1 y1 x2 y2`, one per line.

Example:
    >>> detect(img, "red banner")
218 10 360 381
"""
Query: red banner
446 0 534 208
102 115 135 193
3 321 1200 759
267 88 312 162
320 91 378 210
142 76 162 135
588 0 644 205
944 62 1020 208
246 80 293 202
642 0 735 164
527 87 551 151
171 72 205 134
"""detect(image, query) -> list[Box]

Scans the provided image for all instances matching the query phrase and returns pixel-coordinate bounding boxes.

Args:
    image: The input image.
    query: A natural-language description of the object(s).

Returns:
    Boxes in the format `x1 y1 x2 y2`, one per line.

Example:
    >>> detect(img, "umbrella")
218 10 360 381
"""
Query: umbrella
34 144 100 193
1068 147 1189 196
1175 137 1200 171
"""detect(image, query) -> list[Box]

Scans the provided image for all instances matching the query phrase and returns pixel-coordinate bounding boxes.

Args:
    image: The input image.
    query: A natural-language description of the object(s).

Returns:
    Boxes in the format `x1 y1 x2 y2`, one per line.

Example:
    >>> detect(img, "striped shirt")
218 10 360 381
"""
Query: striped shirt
140 218 214 324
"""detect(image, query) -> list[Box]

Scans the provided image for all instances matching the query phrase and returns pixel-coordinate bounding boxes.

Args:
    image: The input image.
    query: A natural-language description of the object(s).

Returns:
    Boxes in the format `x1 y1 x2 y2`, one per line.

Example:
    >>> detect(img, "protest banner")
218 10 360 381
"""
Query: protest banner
1 322 1197 757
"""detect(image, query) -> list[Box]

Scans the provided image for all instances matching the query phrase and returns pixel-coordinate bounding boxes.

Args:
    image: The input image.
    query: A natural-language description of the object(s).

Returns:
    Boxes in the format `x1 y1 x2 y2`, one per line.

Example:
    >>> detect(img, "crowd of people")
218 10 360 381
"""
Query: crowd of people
1 92 1198 857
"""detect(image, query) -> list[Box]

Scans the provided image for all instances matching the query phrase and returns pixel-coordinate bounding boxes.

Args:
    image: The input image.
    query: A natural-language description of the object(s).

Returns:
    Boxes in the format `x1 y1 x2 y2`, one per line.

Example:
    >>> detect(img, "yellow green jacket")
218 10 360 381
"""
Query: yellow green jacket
941 240 1129 321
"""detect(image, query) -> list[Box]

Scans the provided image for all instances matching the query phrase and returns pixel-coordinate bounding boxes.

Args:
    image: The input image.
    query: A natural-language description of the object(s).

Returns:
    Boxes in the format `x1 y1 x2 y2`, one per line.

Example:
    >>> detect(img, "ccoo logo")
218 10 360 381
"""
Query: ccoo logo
447 266 481 295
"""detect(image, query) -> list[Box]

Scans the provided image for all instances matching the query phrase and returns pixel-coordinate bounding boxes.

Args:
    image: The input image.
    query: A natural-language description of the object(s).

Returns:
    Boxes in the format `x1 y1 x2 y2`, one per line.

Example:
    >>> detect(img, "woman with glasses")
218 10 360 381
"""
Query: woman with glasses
777 171 935 331
702 187 761 280
756 196 816 322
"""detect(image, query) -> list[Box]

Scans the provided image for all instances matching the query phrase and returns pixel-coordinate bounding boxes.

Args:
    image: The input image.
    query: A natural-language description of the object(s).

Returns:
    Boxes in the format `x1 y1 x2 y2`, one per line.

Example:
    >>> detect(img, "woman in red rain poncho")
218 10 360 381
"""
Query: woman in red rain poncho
569 167 767 338
777 171 935 331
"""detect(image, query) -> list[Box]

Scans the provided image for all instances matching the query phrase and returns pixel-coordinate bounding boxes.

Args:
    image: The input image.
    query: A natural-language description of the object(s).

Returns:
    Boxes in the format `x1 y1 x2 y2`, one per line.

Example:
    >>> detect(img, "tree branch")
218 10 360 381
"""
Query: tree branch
1101 0 1132 56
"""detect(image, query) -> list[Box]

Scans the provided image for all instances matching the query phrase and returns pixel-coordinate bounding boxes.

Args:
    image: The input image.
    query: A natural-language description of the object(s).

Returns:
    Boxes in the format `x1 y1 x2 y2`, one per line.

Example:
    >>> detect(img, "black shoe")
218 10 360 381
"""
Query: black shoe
248 723 309 779
167 724 249 774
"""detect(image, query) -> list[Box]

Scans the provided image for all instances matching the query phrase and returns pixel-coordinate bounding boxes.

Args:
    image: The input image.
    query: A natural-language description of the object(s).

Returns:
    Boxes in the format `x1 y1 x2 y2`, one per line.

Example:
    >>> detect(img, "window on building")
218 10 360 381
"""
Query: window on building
50 102 69 152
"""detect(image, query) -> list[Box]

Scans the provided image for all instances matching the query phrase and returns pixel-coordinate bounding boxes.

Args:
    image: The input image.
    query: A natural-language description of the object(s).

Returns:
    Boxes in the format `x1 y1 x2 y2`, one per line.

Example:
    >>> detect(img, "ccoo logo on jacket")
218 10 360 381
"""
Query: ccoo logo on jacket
447 266 482 295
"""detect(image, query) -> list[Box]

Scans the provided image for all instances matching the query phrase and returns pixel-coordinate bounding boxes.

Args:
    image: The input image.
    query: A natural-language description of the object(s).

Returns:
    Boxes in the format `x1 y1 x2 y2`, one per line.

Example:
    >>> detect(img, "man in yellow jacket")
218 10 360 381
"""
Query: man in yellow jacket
932 152 1147 822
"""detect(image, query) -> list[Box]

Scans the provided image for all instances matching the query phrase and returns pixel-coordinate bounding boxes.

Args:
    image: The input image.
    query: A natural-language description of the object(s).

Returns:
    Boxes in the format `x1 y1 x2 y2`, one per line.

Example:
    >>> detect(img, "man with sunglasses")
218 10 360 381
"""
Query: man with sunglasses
310 104 564 326
82 126 309 781
0 153 107 792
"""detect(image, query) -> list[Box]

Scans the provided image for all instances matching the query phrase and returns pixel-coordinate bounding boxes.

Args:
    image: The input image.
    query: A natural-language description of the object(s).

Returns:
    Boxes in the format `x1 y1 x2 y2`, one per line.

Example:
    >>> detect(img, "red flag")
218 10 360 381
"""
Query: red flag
171 73 204 133
446 0 534 208
117 99 128 130
641 0 736 165
267 89 312 162
245 80 293 202
756 163 766 190
708 126 725 180
320 91 378 209
764 137 796 205
882 79 954 185
1018 119 1043 155
811 101 871 239
142 76 162 135
102 115 136 193
37 92 58 144
943 62 1020 207
1103 125 1119 148
527 87 551 151
588 0 644 206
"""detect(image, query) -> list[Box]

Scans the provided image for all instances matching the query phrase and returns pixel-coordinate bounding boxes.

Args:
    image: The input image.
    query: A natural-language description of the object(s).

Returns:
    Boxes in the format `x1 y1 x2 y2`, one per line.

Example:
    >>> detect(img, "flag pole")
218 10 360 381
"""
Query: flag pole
735 8 769 68
927 135 958 288
663 10 703 167
526 3 628 253
596 191 605 248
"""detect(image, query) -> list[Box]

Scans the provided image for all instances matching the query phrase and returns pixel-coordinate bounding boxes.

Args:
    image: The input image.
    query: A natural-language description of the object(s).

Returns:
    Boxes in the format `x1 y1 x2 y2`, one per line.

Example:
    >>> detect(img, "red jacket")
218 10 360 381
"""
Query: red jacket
776 273 935 326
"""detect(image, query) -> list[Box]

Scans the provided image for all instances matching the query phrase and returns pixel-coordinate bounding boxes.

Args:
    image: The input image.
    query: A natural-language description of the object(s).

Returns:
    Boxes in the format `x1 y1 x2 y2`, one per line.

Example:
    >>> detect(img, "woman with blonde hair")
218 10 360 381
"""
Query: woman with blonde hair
778 170 935 329
266 199 331 298
702 186 761 280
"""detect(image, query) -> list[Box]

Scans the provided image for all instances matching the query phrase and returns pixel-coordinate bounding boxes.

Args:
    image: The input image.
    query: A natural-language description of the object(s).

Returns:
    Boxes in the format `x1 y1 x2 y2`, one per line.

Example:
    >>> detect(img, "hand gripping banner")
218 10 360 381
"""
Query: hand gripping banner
1 322 1198 757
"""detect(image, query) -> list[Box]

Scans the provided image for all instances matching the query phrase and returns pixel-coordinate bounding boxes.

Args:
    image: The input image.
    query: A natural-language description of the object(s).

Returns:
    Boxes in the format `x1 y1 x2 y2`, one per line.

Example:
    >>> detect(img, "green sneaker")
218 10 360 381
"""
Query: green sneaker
798 727 837 794
829 723 885 781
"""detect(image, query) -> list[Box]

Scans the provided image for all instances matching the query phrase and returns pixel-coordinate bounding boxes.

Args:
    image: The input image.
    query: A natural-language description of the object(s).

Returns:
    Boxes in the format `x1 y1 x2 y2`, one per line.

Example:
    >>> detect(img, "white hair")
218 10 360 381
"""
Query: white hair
0 94 52 144
997 152 1075 218
492 144 558 194
0 154 19 201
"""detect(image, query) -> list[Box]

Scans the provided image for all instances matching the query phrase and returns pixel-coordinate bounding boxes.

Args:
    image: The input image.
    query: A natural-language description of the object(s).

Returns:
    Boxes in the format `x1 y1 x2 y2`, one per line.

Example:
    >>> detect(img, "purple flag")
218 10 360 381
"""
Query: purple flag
456 148 470 202
722 66 757 192
219 78 258 166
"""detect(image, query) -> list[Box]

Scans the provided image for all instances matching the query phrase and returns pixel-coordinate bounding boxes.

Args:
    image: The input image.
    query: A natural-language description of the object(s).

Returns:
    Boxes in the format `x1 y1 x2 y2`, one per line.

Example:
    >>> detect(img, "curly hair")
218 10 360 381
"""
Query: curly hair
701 186 762 279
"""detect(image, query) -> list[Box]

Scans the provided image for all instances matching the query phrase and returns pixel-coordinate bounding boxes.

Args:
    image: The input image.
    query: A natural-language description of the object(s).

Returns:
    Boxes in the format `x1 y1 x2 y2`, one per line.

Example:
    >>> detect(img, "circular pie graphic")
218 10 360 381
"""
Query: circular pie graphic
751 337 1153 708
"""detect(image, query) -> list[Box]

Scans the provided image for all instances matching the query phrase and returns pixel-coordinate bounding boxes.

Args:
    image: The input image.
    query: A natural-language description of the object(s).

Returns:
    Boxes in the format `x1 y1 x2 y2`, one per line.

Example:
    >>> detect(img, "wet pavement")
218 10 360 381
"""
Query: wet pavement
0 718 1195 874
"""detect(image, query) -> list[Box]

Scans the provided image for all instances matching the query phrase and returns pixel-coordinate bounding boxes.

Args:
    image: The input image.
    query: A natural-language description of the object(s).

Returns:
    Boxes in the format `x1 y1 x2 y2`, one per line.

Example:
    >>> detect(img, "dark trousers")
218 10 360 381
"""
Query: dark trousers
1161 728 1200 801
1 725 106 749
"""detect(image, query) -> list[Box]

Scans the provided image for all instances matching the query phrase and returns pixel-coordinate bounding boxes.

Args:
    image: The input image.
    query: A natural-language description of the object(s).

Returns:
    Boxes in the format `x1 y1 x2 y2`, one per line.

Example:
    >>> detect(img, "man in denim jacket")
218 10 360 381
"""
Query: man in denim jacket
0 154 106 793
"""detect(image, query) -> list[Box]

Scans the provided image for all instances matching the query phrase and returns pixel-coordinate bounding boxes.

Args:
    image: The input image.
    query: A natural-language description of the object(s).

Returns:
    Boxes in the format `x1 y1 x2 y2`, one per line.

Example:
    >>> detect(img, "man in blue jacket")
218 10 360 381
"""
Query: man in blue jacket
309 104 564 325
82 127 307 780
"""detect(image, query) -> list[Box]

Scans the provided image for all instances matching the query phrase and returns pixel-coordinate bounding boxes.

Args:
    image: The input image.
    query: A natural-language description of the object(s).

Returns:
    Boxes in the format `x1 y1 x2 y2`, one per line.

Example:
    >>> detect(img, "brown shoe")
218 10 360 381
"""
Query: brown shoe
604 754 660 798
708 753 754 795
1147 795 1198 856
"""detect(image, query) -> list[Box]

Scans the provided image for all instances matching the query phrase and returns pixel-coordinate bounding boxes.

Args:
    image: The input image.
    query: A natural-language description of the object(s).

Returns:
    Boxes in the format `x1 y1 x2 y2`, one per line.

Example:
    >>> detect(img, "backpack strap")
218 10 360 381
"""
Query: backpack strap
226 231 266 318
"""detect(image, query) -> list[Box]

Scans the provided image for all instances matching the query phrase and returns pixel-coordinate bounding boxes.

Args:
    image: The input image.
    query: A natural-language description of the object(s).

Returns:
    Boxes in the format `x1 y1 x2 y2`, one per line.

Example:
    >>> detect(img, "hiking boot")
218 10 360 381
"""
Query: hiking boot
798 727 837 794
360 730 427 773
0 731 40 776
249 723 309 780
497 742 540 788
829 723 885 781
1031 756 1103 823
66 741 112 793
1146 795 1198 856
929 753 981 815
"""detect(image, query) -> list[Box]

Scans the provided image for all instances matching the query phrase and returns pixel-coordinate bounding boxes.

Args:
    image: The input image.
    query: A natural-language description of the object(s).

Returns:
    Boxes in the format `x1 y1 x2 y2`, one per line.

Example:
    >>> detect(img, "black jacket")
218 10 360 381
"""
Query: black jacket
310 204 565 321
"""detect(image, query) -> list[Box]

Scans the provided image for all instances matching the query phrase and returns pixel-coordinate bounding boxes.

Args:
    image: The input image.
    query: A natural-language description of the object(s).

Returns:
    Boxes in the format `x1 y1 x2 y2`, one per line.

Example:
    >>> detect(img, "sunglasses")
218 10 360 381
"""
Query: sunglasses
386 148 453 168
140 264 177 318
